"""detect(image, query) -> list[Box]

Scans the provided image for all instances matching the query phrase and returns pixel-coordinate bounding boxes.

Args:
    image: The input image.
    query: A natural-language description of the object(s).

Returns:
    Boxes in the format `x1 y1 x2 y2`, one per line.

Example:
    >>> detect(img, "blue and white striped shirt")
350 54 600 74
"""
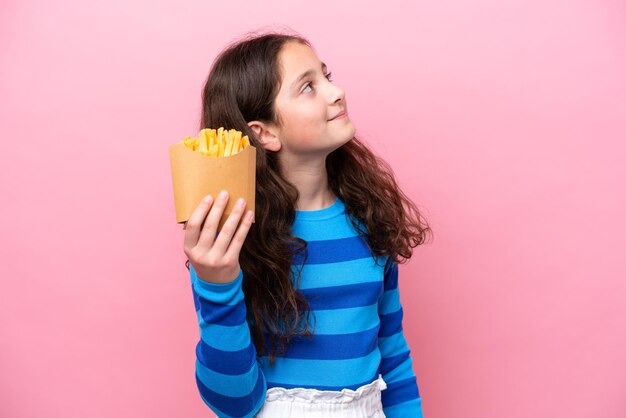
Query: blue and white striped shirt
190 197 423 417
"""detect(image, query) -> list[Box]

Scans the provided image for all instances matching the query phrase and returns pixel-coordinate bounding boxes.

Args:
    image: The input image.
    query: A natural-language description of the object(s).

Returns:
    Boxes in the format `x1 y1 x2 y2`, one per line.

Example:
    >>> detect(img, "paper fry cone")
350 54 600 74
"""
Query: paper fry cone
169 142 256 232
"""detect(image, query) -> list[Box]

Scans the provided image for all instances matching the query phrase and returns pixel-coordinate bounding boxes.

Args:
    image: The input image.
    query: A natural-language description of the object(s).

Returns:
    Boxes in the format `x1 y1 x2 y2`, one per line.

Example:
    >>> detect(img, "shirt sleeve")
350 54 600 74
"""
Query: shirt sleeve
377 257 425 418
189 264 267 418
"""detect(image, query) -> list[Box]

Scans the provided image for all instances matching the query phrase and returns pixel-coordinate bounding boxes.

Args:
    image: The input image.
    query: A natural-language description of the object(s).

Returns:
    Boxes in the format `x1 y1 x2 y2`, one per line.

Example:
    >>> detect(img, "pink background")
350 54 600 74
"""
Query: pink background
2 0 625 417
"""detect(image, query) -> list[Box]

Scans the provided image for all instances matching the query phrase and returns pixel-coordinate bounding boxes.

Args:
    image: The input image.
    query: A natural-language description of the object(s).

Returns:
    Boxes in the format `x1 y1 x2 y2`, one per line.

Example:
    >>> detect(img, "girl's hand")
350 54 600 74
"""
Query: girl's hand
183 190 254 284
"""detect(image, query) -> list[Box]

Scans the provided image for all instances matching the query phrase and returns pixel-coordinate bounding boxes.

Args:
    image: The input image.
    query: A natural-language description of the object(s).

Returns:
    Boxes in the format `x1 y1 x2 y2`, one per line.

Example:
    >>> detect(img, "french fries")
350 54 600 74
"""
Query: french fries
181 127 250 157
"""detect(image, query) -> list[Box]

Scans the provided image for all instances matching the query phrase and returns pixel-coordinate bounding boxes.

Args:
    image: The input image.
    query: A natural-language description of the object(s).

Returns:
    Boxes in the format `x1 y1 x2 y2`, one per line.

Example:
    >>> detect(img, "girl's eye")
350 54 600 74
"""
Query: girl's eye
302 72 333 94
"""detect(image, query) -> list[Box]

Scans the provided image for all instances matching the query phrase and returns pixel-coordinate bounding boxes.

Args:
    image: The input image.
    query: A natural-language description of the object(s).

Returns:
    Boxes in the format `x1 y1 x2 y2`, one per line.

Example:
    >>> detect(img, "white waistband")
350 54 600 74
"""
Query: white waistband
254 375 388 417
264 374 387 404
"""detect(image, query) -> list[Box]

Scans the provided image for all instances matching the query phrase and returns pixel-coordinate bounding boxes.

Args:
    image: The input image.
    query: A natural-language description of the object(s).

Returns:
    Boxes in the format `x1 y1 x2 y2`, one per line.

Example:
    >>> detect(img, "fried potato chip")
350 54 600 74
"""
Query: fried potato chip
182 135 197 151
211 129 217 150
232 132 241 155
198 129 209 154
180 127 250 157
224 135 234 157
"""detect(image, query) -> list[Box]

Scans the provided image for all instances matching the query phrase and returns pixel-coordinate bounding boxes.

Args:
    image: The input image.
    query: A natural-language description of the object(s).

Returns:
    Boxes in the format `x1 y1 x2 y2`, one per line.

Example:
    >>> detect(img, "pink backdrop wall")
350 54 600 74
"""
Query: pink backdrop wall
2 0 625 417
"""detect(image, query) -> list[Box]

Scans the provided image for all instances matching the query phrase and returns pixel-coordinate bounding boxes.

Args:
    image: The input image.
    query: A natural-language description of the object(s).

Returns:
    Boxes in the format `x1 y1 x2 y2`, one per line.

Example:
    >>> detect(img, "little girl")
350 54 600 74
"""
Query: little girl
182 29 432 418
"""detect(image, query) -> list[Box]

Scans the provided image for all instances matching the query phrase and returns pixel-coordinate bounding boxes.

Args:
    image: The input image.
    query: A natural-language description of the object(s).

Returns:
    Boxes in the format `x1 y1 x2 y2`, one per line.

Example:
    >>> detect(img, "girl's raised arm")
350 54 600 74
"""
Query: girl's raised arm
189 263 266 417
184 191 266 417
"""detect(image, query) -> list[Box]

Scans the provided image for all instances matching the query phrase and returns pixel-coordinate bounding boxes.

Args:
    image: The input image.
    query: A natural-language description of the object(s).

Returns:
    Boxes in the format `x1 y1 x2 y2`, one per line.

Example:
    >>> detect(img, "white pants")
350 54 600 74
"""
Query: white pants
255 374 387 417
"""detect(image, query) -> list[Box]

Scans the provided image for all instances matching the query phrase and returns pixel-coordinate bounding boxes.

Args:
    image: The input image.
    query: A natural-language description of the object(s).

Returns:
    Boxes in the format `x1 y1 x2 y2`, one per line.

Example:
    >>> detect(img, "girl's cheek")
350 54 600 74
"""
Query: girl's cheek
294 125 320 145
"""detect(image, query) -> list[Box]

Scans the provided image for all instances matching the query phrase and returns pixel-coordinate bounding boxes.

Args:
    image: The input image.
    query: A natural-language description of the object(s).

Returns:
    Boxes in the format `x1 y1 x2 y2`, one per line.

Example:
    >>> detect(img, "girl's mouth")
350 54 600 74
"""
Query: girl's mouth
329 111 347 121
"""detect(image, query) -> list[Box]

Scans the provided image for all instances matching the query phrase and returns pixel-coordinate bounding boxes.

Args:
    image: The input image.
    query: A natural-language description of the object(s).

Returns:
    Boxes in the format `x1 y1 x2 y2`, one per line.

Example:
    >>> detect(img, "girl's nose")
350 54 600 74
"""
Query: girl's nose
329 83 345 104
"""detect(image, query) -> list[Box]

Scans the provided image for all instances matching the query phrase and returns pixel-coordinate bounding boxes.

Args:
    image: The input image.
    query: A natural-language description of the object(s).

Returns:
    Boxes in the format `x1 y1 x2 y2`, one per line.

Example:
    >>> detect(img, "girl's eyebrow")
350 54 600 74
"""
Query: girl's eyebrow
291 62 328 90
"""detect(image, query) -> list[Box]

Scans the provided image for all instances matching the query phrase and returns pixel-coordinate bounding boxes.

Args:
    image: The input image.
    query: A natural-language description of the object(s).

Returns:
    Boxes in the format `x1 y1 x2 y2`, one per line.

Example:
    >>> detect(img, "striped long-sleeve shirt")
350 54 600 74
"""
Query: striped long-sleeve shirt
189 197 424 417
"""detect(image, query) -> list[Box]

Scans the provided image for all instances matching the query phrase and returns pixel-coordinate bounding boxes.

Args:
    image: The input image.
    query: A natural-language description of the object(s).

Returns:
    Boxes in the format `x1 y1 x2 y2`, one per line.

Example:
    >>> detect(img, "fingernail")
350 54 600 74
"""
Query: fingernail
237 198 245 208
203 195 212 203
219 190 228 200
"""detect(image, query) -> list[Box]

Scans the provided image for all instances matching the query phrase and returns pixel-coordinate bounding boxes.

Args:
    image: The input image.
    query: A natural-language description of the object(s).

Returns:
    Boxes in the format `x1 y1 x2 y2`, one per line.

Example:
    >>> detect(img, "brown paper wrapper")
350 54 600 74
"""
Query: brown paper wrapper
169 142 256 231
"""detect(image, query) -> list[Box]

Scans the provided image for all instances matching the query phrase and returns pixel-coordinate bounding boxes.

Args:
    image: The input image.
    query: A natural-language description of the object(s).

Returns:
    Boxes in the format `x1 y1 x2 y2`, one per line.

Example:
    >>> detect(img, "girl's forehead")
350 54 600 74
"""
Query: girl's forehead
278 43 325 85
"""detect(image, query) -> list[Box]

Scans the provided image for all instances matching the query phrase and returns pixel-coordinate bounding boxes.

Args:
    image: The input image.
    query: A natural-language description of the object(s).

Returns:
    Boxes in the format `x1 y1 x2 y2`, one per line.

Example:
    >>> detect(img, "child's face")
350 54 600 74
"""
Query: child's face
271 42 355 159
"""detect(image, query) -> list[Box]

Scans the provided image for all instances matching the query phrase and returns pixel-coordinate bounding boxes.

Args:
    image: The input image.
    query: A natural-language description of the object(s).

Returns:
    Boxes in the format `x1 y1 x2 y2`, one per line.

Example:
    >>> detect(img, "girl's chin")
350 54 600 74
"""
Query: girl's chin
344 123 356 138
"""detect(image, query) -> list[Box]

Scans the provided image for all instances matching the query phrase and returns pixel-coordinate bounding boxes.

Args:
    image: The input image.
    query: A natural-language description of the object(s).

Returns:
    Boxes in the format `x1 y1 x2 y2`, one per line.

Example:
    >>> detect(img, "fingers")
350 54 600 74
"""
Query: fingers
212 195 253 256
224 207 254 262
197 190 230 249
183 194 214 253
184 190 254 261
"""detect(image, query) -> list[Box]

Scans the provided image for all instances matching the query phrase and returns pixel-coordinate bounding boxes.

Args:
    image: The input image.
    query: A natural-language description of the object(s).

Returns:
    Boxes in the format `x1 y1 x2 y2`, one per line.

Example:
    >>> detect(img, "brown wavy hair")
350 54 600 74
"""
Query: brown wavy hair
185 29 434 364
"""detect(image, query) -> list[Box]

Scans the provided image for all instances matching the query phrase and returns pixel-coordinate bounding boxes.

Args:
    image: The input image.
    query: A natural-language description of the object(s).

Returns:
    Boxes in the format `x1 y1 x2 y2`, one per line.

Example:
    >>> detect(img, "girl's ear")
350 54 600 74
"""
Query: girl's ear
247 121 281 152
